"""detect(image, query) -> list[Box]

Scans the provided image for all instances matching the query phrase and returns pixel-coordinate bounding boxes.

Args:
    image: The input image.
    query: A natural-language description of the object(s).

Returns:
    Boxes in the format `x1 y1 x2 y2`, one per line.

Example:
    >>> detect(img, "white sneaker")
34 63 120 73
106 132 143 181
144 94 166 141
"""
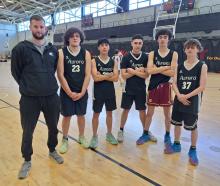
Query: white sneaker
117 130 124 143
148 131 157 142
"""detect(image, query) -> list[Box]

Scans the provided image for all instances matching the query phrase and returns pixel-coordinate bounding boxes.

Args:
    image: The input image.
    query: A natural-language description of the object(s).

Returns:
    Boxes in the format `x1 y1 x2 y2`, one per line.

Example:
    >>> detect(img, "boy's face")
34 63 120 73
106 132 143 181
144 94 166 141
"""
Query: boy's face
69 32 81 47
98 43 110 55
131 39 143 53
185 45 199 57
30 19 46 40
157 35 169 47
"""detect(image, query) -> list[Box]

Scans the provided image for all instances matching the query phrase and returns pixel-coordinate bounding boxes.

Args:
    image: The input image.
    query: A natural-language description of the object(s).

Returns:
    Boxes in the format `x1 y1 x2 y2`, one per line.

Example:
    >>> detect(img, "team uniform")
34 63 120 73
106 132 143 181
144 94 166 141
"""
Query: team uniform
148 50 174 106
60 46 88 116
171 61 204 130
93 56 116 113
121 51 148 110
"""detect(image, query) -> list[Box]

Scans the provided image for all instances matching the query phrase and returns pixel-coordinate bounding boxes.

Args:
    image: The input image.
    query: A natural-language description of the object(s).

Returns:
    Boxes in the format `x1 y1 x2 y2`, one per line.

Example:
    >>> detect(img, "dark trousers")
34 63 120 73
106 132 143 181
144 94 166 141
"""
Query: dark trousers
19 94 60 161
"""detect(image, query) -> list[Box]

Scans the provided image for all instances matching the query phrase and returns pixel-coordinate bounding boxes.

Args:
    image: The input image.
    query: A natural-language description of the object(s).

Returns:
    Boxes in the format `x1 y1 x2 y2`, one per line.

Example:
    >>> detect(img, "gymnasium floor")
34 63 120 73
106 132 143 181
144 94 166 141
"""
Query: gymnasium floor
0 61 219 186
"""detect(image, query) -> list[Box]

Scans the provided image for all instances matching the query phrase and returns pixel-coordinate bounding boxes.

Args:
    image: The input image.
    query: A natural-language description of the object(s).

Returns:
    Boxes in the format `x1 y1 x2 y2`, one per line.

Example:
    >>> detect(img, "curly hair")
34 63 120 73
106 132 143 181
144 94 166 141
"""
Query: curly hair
64 27 85 46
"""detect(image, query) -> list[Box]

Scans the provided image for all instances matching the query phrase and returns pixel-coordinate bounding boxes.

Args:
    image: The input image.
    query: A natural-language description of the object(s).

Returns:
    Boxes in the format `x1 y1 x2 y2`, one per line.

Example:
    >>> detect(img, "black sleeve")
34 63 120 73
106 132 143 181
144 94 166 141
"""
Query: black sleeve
120 55 128 69
11 45 24 85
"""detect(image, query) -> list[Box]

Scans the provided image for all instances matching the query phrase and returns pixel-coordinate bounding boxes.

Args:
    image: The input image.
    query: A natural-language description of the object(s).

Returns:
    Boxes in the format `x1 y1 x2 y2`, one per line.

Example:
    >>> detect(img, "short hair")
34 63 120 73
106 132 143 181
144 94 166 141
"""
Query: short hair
155 29 172 40
64 27 85 46
183 39 203 52
132 34 144 41
97 38 110 46
30 15 45 23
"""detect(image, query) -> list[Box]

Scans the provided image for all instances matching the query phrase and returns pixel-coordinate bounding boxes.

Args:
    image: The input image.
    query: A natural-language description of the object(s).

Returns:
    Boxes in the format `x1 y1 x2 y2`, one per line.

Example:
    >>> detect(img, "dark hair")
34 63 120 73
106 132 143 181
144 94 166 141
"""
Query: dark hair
64 27 85 46
132 34 143 41
184 39 203 52
30 15 45 23
155 29 172 40
97 38 110 46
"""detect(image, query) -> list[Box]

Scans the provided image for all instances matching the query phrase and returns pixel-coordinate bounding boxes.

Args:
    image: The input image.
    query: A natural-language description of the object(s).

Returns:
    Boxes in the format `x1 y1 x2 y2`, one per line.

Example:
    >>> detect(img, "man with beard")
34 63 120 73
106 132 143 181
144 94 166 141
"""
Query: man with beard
11 15 64 179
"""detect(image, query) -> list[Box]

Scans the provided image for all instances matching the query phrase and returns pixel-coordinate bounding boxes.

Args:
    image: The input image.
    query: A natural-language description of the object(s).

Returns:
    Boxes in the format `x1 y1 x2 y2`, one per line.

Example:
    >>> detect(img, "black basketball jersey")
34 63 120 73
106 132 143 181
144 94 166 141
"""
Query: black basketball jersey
93 56 115 100
120 51 148 95
148 50 173 90
62 47 86 92
173 61 204 114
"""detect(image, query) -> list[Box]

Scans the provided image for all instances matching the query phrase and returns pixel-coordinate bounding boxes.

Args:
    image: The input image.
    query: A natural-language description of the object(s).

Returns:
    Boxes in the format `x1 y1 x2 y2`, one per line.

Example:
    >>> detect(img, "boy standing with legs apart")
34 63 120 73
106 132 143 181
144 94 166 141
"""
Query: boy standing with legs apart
90 38 118 149
117 34 149 143
58 27 91 153
137 29 178 145
165 39 207 166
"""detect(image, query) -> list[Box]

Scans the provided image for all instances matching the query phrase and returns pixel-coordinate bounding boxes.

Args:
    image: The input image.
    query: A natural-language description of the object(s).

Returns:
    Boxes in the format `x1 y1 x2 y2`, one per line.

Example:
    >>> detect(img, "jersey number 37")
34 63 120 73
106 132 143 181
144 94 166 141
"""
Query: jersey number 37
182 82 191 89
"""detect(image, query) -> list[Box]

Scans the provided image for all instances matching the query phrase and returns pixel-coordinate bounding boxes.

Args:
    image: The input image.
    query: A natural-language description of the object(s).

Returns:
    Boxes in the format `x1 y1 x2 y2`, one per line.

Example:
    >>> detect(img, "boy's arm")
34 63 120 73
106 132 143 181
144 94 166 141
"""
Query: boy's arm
160 51 178 77
185 64 208 99
121 56 134 80
107 60 119 82
91 59 109 82
147 51 170 75
134 67 149 79
80 50 91 95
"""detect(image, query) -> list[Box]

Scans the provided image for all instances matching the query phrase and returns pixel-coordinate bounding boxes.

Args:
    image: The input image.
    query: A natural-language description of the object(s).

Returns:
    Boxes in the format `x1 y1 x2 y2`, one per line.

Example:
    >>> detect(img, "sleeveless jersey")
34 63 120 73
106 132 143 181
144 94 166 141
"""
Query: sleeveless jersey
173 61 204 114
94 56 115 100
148 50 173 90
62 47 86 93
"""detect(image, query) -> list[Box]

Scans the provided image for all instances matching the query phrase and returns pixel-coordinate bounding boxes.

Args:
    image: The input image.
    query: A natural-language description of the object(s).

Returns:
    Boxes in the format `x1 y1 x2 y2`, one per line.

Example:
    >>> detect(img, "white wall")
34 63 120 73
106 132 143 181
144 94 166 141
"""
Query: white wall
0 23 17 56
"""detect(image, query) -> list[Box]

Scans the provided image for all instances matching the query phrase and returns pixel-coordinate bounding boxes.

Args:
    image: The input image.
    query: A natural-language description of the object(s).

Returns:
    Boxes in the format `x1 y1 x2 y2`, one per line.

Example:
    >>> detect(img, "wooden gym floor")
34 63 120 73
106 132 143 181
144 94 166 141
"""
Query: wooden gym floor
0 61 219 186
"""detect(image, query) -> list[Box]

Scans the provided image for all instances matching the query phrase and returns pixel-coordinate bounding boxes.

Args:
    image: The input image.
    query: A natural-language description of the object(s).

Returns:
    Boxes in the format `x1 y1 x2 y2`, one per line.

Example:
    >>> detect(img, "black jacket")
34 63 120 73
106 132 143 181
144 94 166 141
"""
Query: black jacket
11 40 59 96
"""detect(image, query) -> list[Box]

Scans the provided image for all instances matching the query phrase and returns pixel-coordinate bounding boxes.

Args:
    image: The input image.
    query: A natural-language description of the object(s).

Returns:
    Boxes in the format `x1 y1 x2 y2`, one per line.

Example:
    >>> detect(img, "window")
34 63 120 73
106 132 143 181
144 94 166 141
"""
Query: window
150 0 163 6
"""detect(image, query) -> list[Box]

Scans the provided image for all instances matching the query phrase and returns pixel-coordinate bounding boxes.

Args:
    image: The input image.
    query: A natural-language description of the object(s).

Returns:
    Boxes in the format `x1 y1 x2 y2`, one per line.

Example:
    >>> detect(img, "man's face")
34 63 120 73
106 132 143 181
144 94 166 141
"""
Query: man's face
98 43 109 55
157 35 169 47
69 32 81 47
30 19 46 40
131 39 143 53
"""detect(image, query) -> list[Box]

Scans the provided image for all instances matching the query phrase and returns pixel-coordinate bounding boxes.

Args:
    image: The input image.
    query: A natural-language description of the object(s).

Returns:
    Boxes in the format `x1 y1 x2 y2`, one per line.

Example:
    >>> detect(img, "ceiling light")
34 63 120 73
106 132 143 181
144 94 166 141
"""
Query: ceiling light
0 5 4 8
36 6 43 10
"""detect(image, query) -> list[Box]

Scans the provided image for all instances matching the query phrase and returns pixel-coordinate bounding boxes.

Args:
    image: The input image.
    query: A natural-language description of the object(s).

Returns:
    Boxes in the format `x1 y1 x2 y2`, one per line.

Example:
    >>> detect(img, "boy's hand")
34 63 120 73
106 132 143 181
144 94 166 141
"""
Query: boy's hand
177 94 191 105
73 92 84 101
136 67 145 72
127 68 136 75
